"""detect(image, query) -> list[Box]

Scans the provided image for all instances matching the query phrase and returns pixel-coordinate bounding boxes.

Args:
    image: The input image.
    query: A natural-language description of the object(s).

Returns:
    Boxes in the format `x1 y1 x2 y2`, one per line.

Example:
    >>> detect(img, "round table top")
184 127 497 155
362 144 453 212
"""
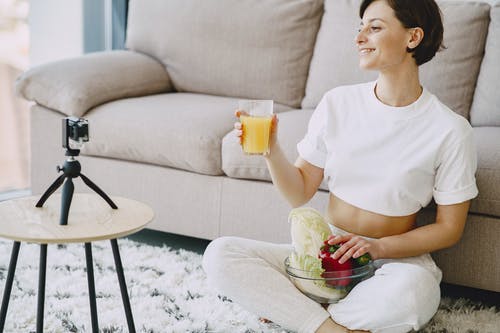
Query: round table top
0 193 154 244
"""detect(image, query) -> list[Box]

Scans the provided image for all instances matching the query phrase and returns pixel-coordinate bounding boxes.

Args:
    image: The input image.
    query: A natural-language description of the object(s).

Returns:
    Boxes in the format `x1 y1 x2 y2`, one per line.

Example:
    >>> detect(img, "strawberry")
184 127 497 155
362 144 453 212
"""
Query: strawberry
318 240 352 286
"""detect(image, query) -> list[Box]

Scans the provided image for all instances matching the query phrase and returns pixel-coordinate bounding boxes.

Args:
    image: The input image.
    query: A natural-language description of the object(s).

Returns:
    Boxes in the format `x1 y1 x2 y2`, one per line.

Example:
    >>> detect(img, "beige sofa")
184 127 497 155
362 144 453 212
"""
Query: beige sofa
16 0 500 292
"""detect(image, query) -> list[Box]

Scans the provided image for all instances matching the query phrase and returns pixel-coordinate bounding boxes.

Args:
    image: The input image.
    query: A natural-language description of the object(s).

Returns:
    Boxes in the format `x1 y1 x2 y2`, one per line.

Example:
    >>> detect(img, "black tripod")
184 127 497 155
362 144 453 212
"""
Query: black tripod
36 147 117 225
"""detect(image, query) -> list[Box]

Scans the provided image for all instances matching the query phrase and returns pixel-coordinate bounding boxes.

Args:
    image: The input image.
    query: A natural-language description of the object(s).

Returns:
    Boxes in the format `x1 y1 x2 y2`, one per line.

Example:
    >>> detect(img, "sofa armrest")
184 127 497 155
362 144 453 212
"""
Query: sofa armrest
15 50 173 117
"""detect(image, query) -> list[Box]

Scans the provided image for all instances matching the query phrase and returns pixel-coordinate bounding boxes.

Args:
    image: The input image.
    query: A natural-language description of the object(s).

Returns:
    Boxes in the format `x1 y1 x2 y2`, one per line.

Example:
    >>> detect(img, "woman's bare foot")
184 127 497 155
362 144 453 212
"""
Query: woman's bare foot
259 317 273 324
316 318 370 333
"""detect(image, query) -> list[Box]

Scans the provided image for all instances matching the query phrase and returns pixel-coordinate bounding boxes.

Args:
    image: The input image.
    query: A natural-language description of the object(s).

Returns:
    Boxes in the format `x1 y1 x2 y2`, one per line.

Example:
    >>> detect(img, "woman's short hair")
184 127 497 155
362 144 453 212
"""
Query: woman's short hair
359 0 444 66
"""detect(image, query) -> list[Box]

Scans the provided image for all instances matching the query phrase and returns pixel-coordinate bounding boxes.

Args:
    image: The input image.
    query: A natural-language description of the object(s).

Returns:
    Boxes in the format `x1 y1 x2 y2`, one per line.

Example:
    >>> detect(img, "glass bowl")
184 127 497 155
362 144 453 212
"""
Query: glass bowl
284 256 374 304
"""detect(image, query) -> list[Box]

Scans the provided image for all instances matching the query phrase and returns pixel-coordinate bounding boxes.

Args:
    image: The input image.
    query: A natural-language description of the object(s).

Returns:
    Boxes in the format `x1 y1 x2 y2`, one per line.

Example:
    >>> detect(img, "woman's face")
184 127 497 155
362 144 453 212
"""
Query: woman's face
356 0 417 72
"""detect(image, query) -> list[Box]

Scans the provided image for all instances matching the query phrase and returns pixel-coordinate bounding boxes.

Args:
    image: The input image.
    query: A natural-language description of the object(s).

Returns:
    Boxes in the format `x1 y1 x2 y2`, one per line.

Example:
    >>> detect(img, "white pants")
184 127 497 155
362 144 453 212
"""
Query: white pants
202 226 442 333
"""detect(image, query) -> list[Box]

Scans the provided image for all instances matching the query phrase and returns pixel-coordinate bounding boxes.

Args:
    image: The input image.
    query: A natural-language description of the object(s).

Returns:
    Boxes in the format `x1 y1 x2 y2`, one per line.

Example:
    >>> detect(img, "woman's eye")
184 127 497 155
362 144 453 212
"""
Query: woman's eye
358 26 381 33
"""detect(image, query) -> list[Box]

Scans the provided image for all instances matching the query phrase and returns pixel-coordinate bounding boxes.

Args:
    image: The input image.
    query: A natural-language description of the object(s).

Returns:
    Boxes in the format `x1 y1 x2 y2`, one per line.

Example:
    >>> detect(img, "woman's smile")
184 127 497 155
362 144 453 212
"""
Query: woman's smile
358 48 375 55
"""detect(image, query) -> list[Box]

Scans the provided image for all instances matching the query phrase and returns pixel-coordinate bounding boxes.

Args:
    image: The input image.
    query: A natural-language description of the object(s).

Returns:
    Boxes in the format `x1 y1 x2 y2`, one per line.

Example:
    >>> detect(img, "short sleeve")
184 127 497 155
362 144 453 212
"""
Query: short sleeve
433 130 479 205
297 95 328 168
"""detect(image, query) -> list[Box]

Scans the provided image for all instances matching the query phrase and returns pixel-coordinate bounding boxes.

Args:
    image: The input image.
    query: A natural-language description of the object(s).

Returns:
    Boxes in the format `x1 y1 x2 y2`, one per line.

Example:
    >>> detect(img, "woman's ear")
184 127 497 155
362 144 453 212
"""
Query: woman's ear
408 27 424 50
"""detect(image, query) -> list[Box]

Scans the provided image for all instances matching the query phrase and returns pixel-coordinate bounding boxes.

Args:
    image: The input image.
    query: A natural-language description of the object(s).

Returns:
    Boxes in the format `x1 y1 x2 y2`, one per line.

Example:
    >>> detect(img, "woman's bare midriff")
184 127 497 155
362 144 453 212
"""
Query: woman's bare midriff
325 194 418 239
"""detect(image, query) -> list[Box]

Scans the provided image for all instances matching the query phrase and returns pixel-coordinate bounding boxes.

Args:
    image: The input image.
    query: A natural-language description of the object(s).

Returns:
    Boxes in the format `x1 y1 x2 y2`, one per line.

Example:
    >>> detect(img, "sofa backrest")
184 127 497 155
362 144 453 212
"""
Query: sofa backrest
301 0 377 110
470 2 500 126
125 0 323 109
302 0 491 121
420 1 490 119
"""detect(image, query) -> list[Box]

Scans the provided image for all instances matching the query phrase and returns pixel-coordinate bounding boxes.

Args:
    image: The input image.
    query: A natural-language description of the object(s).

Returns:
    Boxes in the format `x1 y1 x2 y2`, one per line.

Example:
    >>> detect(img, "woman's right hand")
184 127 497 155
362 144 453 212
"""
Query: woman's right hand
234 110 279 153
233 109 246 146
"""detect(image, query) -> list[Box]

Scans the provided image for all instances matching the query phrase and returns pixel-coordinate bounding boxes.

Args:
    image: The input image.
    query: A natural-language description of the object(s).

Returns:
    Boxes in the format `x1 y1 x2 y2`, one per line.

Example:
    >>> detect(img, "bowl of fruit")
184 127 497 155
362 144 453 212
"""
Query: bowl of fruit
285 207 375 304
285 240 374 303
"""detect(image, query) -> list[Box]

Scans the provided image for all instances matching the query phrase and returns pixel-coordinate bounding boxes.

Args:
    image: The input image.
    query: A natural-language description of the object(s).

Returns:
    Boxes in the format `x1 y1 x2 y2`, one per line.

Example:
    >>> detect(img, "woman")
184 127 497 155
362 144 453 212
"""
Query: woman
203 0 478 332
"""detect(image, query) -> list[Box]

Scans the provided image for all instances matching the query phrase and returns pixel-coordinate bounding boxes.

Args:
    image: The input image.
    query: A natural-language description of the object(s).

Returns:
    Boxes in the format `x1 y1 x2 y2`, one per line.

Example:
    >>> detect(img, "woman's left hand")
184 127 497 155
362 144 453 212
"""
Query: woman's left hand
326 234 384 264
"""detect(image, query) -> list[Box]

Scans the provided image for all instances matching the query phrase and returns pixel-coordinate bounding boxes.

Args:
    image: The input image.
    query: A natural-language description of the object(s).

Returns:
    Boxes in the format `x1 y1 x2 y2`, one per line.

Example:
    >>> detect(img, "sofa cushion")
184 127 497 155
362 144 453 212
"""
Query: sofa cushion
301 0 376 109
419 1 490 119
470 127 500 217
81 93 240 175
126 0 323 108
222 108 329 191
470 2 500 126
302 0 490 120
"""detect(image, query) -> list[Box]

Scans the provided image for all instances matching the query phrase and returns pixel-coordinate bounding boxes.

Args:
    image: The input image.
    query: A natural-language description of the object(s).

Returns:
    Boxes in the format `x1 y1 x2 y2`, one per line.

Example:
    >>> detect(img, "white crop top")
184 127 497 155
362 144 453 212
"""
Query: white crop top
297 81 478 216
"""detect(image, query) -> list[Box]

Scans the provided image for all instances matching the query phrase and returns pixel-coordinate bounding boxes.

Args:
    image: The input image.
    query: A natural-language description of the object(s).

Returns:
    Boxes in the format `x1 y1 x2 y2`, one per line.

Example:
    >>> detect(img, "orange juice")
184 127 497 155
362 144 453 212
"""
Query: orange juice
241 115 272 154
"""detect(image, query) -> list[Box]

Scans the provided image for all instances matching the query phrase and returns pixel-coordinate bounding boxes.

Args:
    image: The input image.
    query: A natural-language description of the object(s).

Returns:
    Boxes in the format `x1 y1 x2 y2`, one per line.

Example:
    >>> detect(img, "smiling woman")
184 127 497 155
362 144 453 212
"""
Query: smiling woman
204 1 480 333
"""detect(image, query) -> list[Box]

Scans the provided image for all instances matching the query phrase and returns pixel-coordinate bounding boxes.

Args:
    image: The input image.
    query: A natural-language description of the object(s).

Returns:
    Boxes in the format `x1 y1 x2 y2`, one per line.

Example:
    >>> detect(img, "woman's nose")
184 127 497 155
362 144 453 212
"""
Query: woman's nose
355 28 366 45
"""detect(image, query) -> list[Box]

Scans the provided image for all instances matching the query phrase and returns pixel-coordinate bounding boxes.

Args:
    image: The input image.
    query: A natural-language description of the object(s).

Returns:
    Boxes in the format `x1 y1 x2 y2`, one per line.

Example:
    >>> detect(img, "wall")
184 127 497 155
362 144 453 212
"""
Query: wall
29 0 84 66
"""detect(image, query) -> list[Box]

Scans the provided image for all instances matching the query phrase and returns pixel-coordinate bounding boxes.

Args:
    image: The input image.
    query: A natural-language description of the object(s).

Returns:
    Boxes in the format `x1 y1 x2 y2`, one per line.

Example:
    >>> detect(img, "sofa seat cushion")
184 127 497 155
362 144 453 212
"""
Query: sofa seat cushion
222 108 329 191
81 93 240 175
126 0 323 108
471 127 500 217
302 0 490 120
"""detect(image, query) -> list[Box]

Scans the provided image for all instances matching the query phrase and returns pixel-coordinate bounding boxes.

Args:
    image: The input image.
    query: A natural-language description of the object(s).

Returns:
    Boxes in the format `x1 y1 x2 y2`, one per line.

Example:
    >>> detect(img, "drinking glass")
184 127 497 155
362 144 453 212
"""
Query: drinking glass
238 100 274 155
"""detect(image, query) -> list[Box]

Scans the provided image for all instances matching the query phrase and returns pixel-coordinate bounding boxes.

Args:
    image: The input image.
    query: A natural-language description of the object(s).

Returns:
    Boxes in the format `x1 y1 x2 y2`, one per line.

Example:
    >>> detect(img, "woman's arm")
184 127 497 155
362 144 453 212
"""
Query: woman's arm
376 201 470 258
329 200 471 263
264 148 324 208
234 111 324 207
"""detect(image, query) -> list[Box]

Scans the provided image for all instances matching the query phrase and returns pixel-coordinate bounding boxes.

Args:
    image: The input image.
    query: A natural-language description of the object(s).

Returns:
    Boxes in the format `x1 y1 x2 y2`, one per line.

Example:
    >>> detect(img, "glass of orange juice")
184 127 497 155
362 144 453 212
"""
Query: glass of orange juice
238 100 274 155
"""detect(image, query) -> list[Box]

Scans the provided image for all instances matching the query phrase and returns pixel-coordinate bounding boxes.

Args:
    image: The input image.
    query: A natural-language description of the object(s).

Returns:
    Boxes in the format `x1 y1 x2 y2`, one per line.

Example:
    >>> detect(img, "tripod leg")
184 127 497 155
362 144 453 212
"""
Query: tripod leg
36 244 47 333
60 178 74 225
110 239 136 332
0 241 20 333
80 173 118 209
84 243 99 333
35 174 66 207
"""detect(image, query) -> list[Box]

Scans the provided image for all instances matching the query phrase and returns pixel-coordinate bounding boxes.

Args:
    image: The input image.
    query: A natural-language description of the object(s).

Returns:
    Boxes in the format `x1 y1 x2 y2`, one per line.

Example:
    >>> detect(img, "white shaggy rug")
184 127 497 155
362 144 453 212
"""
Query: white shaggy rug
0 238 498 333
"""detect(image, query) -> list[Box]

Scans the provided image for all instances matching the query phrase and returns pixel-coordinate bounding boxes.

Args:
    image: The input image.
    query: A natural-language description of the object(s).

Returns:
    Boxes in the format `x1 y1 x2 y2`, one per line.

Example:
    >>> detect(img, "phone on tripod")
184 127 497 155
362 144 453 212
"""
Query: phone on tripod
35 117 117 225
62 117 89 155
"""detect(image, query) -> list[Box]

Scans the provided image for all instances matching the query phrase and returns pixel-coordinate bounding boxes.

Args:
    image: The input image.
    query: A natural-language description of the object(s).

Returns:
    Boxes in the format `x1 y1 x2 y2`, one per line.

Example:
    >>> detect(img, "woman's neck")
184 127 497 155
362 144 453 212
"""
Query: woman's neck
375 66 422 107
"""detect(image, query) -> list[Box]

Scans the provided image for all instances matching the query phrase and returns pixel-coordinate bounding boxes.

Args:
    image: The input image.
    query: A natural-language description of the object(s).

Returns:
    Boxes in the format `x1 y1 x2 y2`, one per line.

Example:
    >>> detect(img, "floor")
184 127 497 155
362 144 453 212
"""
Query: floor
127 228 211 255
126 228 500 308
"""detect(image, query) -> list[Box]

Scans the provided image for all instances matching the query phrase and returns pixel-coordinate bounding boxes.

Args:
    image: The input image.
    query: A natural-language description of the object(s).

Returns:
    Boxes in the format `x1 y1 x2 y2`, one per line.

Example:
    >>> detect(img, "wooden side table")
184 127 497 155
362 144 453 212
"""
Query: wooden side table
0 193 154 333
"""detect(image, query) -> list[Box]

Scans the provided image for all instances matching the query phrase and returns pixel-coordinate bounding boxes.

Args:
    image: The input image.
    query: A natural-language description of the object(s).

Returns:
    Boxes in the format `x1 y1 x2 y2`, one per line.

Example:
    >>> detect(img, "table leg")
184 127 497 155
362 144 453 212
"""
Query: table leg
110 239 136 333
0 241 21 333
37 244 47 333
84 243 99 333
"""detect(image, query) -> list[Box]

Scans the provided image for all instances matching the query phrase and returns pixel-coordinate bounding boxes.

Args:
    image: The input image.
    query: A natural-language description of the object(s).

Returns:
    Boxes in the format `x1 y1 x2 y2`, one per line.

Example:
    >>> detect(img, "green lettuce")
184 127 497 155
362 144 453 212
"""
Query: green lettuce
289 207 332 257
288 252 347 301
288 252 325 278
288 208 347 301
